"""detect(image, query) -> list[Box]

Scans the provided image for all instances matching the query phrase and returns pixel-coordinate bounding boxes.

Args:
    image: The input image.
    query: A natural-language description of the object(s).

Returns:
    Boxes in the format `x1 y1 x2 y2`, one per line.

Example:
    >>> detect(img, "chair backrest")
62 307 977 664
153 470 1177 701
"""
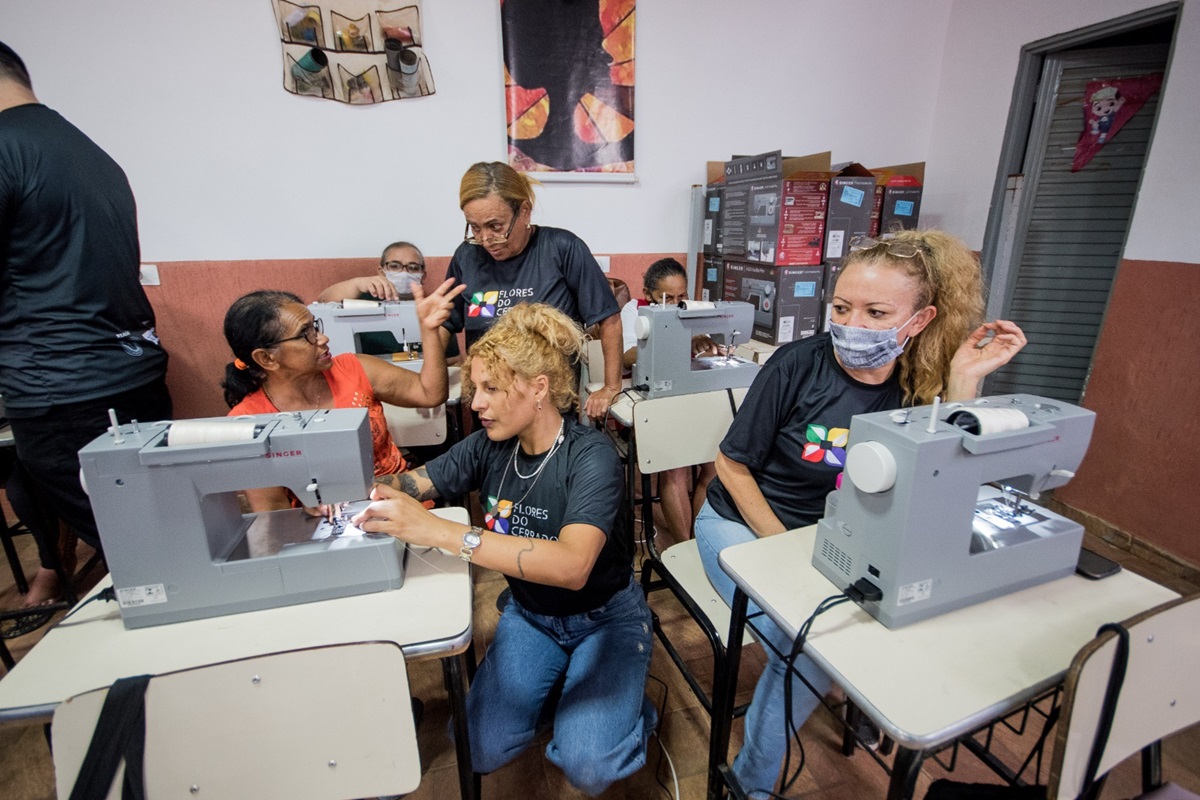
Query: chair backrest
384 401 447 448
52 641 420 800
633 387 747 473
1049 593 1200 800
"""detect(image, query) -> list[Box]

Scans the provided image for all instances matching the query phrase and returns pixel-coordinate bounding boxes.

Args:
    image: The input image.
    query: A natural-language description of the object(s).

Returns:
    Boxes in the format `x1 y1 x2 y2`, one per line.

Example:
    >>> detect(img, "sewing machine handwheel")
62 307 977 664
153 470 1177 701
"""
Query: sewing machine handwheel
845 441 897 494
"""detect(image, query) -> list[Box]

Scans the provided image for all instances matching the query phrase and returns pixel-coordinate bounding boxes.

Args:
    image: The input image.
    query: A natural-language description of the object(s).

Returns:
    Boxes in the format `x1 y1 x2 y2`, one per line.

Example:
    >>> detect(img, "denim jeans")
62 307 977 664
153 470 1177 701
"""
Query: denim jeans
695 501 832 800
466 577 655 796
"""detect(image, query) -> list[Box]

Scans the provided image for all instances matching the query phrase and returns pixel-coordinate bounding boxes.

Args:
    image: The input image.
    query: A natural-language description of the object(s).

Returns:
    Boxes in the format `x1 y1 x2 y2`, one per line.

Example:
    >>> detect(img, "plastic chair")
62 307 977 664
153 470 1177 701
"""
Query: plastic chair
634 388 756 714
52 641 422 799
1048 592 1200 800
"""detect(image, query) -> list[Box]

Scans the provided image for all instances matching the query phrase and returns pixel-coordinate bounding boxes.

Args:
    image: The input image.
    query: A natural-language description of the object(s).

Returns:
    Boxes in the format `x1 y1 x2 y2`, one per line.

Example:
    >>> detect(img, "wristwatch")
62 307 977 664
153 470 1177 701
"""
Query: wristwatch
459 527 483 562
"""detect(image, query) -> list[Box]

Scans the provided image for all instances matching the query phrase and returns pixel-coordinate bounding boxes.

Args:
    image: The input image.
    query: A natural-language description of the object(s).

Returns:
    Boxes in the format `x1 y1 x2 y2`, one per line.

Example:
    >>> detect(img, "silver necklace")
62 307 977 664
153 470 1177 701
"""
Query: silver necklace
488 417 566 517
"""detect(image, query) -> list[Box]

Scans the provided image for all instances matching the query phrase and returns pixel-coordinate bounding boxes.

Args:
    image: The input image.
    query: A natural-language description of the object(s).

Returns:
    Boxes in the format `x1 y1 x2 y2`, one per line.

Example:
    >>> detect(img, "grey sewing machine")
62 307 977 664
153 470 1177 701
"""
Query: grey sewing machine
812 394 1096 628
309 300 421 357
632 301 760 399
78 409 405 629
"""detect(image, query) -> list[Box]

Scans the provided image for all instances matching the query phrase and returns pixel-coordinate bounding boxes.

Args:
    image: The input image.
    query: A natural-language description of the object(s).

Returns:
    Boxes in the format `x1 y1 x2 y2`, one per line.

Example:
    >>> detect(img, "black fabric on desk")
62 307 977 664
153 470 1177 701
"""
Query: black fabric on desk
68 674 150 800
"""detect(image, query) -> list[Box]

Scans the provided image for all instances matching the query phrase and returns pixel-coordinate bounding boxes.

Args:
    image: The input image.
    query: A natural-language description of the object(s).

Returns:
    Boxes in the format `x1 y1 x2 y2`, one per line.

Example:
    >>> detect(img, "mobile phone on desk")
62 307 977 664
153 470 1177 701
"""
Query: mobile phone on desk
1076 547 1121 580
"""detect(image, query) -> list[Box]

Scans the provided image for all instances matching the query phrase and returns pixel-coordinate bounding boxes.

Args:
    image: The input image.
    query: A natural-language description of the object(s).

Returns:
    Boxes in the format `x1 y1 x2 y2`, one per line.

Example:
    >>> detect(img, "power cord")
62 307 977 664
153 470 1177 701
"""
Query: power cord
59 586 117 622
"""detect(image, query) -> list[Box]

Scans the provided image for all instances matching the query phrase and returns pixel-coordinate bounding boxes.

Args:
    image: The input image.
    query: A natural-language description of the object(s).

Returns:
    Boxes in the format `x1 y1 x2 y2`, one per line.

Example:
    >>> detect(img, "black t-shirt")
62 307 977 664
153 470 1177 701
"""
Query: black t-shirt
0 104 167 413
444 226 619 348
707 334 904 530
425 414 630 616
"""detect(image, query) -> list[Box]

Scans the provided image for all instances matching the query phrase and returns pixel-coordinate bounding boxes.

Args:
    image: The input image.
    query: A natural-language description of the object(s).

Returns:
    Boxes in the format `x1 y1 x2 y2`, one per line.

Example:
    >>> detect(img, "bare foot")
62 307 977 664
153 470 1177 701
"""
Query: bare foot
22 567 61 607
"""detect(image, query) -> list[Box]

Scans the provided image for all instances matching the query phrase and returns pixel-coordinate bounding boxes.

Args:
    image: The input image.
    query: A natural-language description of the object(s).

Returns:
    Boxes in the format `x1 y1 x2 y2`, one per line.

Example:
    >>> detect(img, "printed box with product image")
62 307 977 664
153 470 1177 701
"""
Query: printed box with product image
723 260 824 346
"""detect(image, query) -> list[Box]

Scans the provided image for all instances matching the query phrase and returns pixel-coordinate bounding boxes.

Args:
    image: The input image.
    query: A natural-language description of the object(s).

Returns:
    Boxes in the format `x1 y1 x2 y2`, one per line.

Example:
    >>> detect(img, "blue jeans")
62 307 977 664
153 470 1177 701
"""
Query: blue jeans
466 577 655 796
695 501 832 800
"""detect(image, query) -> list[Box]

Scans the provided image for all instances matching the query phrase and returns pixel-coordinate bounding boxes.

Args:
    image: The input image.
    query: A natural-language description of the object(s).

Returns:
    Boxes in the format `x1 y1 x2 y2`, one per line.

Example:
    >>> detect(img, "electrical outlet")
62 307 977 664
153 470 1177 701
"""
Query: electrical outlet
595 255 610 273
139 264 160 286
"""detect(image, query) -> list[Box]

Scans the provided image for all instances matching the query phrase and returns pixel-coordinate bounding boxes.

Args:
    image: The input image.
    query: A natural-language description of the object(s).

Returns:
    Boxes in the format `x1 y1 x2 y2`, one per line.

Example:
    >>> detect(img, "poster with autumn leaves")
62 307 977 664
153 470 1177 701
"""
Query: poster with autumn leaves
501 0 635 175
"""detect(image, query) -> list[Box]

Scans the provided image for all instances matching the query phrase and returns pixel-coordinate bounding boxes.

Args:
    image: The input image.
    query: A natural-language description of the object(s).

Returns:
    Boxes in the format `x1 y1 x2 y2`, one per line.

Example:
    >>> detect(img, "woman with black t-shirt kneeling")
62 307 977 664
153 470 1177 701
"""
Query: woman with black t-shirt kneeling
353 302 654 796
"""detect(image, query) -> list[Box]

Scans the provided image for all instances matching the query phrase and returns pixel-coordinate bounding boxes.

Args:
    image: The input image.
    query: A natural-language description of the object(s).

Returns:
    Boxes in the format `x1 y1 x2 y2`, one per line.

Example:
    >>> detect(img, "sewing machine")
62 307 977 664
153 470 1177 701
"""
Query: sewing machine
812 394 1096 628
741 277 776 329
78 409 405 629
309 300 422 357
632 301 760 399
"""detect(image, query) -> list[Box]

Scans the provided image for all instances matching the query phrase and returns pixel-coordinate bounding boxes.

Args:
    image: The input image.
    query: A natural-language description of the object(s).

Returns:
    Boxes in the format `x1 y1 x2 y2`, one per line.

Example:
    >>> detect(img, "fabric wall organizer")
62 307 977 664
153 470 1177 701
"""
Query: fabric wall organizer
273 0 436 104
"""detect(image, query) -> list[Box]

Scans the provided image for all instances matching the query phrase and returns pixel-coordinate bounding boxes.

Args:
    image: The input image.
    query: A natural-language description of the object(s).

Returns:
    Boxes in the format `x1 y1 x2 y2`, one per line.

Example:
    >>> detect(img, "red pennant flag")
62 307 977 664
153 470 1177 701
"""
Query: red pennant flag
1072 72 1163 172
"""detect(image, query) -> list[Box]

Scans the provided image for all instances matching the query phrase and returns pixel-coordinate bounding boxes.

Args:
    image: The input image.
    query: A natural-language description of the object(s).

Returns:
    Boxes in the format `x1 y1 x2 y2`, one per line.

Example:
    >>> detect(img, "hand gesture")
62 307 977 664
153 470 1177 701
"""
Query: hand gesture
691 334 720 357
584 386 617 421
414 278 467 333
948 320 1027 398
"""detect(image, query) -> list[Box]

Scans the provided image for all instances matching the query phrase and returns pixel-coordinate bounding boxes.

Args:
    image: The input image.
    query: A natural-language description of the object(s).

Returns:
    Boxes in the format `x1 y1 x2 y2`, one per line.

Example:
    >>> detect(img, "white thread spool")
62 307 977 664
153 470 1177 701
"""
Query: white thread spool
946 407 1030 435
167 420 257 447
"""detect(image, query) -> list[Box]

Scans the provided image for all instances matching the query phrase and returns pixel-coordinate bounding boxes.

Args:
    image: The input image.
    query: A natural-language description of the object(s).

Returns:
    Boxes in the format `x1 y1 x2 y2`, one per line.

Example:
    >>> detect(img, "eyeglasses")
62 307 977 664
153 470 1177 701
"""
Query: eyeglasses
381 261 425 274
464 213 518 246
848 234 926 259
265 317 323 348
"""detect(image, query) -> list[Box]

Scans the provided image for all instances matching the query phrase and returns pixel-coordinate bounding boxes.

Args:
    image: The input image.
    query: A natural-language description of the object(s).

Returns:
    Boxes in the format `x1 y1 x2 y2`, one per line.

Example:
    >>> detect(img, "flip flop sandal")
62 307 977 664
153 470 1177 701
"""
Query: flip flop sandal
1 608 54 639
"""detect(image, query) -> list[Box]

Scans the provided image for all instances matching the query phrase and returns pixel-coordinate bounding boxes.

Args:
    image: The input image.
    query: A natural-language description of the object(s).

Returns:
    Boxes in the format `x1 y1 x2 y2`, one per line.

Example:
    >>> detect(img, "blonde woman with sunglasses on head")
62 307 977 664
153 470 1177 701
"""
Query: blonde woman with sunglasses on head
695 228 1026 799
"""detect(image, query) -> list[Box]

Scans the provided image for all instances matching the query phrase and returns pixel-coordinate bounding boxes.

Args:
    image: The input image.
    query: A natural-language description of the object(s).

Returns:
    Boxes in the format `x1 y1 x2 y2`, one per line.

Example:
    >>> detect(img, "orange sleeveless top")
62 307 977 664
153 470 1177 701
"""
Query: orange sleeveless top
228 353 405 477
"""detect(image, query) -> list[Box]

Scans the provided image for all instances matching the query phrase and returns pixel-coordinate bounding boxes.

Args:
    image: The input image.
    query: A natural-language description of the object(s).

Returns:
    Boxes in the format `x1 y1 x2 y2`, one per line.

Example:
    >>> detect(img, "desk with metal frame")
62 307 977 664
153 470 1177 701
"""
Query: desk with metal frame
707 526 1178 800
0 507 480 800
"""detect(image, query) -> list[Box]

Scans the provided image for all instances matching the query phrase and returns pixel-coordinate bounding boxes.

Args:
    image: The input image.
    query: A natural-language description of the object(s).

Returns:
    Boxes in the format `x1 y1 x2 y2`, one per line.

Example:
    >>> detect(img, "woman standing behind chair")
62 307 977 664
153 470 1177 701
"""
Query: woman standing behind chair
696 229 1027 799
441 161 623 420
353 303 655 796
221 280 463 511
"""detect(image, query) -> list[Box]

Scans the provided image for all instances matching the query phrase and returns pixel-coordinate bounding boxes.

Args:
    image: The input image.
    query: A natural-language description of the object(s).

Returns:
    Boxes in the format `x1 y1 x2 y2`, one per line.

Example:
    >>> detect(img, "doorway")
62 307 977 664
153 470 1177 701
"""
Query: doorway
979 5 1178 403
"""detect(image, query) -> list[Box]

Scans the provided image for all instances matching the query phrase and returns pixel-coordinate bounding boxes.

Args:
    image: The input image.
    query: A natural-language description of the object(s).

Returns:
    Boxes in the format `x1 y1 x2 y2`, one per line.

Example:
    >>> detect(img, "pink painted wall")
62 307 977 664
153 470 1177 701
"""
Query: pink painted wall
147 253 683 419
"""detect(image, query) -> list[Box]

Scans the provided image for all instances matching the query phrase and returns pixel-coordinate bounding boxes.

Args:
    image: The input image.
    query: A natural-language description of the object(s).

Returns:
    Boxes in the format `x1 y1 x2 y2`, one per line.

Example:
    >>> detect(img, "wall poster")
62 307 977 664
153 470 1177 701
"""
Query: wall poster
272 0 436 104
501 0 635 180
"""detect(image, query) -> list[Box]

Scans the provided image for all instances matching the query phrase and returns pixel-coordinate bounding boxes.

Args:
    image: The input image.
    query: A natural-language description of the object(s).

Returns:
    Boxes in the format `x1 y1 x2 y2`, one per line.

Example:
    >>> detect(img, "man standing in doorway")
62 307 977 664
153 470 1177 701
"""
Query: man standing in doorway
0 41 172 605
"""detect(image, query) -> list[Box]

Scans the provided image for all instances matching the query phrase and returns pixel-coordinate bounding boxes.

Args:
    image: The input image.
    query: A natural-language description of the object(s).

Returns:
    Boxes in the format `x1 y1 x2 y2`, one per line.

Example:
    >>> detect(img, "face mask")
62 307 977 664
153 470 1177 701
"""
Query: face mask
829 311 921 370
385 271 421 297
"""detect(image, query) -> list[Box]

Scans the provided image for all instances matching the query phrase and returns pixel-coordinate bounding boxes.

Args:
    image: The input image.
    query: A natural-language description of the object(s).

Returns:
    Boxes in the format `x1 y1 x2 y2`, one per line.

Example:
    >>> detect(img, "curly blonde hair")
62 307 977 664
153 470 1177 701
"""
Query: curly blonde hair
465 303 585 412
840 229 984 406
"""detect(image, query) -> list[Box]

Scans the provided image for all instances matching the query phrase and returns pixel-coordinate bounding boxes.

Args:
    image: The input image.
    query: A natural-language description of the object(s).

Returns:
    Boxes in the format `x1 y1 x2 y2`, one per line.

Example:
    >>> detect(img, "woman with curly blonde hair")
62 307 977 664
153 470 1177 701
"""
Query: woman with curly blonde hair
695 229 1026 799
353 302 655 796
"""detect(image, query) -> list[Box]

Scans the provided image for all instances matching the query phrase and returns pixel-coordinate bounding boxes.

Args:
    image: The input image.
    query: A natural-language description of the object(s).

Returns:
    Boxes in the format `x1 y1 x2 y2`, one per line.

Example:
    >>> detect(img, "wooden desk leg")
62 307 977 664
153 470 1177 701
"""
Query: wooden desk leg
443 653 479 800
708 587 750 800
887 747 925 800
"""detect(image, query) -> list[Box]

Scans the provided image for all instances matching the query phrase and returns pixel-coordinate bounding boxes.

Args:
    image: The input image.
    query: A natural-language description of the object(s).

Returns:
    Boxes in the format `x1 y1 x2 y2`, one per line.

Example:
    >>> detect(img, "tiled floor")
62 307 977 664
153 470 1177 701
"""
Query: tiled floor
1 496 1198 799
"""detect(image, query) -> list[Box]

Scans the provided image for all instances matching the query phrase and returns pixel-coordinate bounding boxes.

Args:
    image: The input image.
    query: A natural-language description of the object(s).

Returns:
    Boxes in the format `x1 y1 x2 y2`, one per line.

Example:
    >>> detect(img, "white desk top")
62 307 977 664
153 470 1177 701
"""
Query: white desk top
0 509 473 724
719 526 1178 750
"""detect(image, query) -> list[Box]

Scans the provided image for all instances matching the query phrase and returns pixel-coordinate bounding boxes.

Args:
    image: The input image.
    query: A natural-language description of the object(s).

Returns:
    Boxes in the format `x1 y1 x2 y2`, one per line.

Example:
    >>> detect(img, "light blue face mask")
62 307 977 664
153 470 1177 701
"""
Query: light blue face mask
385 271 421 298
829 311 921 370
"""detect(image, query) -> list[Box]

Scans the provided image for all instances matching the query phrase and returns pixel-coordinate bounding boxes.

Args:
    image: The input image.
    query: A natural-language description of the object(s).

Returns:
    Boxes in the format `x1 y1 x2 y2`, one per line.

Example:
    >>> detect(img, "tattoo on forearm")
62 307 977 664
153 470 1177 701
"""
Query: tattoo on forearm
374 467 439 501
515 540 535 579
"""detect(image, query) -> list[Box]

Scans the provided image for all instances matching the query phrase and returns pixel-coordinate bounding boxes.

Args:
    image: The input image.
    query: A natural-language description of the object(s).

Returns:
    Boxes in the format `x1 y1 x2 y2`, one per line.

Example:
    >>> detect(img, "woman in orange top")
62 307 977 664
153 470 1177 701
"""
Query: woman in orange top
221 281 464 511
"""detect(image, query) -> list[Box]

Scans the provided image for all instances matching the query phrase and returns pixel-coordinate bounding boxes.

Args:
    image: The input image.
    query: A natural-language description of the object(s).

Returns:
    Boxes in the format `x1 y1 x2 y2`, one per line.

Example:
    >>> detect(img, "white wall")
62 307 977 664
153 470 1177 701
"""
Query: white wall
926 0 1200 264
6 0 1191 264
0 0 951 261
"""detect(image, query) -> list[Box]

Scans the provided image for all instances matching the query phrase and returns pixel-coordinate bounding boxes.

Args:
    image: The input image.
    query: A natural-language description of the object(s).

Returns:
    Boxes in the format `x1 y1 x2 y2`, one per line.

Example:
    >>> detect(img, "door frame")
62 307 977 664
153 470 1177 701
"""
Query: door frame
978 2 1181 310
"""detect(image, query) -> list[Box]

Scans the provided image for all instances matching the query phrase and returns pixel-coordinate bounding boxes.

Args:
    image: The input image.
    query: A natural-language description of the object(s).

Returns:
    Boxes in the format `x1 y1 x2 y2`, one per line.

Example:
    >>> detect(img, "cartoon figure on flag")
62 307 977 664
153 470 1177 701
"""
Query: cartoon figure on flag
1072 73 1163 172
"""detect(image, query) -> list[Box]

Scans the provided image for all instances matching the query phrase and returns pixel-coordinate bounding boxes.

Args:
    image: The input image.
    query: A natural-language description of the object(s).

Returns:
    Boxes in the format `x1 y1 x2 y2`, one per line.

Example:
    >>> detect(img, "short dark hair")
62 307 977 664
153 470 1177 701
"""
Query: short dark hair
0 41 32 90
380 241 424 266
642 257 687 294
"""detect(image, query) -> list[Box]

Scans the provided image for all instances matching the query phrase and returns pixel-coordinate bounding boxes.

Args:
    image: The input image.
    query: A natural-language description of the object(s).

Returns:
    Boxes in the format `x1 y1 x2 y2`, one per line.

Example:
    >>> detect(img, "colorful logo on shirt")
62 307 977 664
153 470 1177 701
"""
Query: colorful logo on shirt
802 424 849 467
485 496 513 534
468 291 499 318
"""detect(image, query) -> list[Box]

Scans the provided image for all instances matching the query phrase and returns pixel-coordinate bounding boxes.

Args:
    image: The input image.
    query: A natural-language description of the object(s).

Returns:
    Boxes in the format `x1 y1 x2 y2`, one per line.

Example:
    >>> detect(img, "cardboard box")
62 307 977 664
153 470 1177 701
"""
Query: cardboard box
824 163 879 264
719 150 832 266
702 161 725 256
699 254 724 302
723 260 824 346
869 162 924 235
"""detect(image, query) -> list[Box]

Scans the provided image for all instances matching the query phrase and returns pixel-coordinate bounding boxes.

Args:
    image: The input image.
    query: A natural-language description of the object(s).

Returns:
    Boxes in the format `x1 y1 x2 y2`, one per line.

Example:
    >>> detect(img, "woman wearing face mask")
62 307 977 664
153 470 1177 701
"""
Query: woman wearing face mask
316 241 462 363
694 228 1026 799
